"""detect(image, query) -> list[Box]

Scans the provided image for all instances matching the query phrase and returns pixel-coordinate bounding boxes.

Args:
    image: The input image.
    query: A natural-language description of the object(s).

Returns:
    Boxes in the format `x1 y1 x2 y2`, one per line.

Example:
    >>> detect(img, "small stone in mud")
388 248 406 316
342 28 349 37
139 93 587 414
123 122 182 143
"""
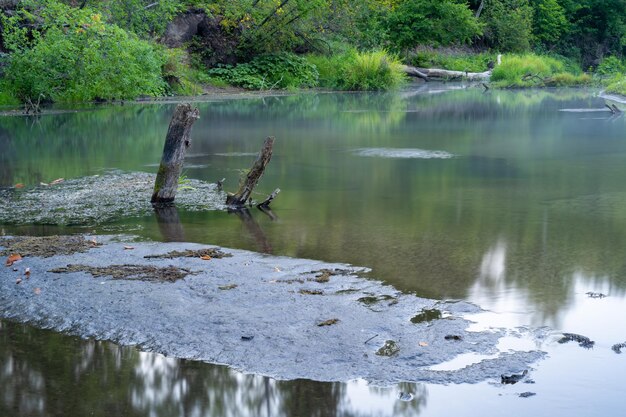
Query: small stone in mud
558 333 595 349
218 284 238 290
49 264 193 282
144 248 231 259
376 340 400 357
299 289 323 295
411 309 442 324
0 236 97 258
519 392 536 398
586 292 607 298
445 335 463 341
317 318 339 327
501 370 527 385
611 342 626 354
241 335 254 341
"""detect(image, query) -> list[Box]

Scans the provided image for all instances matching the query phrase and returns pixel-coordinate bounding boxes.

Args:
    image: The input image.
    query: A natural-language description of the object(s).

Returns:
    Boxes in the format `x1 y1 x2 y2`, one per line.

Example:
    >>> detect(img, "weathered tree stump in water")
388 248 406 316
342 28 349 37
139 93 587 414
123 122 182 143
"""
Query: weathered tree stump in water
151 103 200 204
226 137 275 207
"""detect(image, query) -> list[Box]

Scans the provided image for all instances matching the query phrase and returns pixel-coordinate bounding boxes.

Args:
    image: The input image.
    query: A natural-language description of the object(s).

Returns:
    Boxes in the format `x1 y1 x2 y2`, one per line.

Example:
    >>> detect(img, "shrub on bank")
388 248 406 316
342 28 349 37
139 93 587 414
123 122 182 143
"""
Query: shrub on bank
2 2 166 103
208 53 319 90
491 54 589 87
307 50 406 91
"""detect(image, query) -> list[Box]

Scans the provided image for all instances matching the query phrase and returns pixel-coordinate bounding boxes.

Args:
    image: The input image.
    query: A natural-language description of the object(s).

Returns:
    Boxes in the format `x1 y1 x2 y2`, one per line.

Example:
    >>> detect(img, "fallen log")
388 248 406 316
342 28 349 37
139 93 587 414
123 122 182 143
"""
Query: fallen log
151 103 200 204
403 54 501 82
226 137 275 207
403 65 491 81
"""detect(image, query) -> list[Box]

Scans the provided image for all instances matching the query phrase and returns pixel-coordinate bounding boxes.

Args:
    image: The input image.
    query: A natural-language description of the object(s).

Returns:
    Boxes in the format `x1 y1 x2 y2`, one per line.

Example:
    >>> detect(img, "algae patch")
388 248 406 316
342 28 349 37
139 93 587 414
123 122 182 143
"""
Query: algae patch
411 309 443 324
0 236 97 258
376 340 400 357
49 264 193 282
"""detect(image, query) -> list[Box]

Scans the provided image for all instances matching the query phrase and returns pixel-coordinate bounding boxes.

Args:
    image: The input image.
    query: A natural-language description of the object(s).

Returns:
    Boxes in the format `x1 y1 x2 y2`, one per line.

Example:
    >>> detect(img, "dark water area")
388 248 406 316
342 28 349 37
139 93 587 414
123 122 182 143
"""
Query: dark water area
2 85 626 415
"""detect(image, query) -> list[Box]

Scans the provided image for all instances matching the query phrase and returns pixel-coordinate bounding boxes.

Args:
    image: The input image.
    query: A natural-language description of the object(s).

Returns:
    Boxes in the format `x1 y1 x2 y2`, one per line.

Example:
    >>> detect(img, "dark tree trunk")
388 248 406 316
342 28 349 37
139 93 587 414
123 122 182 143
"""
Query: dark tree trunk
226 136 275 207
151 103 199 204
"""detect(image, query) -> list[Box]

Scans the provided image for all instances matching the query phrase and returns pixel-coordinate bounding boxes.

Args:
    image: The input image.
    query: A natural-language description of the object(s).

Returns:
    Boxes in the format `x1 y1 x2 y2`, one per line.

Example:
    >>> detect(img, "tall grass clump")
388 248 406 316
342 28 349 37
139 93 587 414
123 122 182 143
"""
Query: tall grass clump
307 50 406 91
491 54 589 87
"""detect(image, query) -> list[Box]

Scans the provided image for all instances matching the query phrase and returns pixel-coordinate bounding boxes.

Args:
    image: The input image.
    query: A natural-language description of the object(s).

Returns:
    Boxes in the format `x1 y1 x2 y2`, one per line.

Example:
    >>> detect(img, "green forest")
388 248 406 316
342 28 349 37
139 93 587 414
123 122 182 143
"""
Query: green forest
2 0 626 105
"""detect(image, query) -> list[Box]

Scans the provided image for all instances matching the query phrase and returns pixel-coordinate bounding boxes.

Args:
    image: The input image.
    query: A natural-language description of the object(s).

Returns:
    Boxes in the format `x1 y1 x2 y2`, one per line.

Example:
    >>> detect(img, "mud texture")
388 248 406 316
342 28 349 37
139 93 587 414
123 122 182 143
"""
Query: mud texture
0 171 225 226
0 236 546 385
50 264 193 282
0 235 98 257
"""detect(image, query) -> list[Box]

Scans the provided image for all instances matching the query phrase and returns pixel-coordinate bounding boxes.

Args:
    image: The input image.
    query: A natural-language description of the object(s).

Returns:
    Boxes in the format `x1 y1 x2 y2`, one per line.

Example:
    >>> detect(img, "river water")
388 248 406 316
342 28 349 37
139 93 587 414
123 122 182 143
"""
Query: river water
1 85 626 415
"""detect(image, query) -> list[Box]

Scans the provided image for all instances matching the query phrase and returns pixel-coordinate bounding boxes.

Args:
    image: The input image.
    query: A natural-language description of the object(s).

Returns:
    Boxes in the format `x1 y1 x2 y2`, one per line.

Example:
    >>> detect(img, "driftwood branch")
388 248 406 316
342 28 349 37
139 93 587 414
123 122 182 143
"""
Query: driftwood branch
151 103 200 204
226 137 275 207
257 188 280 209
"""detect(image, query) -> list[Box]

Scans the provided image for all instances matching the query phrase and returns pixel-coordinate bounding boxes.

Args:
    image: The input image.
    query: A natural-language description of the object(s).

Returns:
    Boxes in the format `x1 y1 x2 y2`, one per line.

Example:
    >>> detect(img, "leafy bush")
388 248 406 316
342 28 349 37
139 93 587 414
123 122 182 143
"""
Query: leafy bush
307 50 406 91
605 77 626 96
162 48 205 96
595 56 626 77
208 53 319 90
491 54 588 87
2 1 166 103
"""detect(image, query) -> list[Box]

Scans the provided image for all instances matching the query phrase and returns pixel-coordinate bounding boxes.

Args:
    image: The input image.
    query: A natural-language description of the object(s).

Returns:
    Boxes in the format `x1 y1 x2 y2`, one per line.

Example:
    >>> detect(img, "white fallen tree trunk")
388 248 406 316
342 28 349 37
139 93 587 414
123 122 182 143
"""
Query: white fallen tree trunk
403 54 501 82
402 65 492 81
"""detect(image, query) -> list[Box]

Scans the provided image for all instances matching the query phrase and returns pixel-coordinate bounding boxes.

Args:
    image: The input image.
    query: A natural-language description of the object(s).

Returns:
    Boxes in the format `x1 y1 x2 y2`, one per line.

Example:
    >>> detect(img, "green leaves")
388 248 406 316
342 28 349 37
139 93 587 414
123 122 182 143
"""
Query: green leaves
2 0 166 103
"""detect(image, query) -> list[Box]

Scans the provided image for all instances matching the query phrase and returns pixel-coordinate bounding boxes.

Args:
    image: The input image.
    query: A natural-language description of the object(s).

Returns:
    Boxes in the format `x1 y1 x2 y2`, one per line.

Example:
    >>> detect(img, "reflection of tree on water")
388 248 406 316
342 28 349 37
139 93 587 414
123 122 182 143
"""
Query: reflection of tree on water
1 320 430 417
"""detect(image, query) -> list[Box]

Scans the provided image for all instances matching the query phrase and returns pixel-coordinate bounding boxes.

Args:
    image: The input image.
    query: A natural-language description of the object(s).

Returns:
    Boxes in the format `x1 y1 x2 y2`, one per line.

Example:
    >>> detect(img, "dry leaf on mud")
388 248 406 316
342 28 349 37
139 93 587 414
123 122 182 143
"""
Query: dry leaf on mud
50 178 65 185
40 182 49 186
123 246 135 250
24 267 30 277
200 255 212 260
15 278 22 284
5 254 22 267
418 342 428 347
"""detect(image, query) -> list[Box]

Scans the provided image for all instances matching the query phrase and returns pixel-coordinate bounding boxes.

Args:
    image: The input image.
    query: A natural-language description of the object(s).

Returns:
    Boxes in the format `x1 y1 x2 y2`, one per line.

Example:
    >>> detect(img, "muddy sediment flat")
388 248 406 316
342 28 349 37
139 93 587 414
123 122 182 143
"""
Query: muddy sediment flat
0 235 545 385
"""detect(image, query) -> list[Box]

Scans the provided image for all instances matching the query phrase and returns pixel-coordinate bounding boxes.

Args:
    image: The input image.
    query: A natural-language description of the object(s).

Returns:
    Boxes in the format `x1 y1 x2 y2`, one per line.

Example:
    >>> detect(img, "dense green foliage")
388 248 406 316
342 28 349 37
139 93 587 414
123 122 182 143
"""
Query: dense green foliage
5 0 626 102
208 53 319 90
1 0 166 103
385 0 482 51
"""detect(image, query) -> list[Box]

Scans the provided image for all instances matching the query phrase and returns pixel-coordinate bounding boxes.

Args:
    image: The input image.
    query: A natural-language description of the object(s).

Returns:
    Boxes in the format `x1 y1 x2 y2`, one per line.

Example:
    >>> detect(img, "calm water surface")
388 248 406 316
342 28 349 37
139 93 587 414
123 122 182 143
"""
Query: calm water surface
1 86 626 415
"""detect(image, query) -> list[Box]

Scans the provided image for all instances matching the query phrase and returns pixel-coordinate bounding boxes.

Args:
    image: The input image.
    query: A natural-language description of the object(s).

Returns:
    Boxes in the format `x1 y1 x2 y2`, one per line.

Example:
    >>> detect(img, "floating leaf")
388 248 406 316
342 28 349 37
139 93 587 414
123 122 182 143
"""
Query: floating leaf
200 255 212 260
5 254 22 267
